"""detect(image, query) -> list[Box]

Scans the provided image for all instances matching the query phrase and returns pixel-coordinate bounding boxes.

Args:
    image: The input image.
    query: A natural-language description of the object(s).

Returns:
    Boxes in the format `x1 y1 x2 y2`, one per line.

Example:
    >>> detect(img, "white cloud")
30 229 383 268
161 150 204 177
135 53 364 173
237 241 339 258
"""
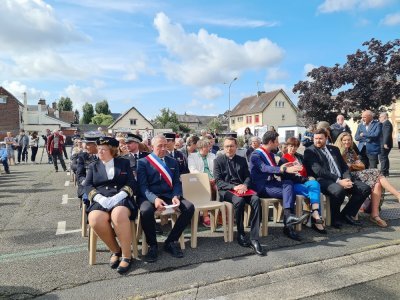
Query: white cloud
154 12 284 87
63 84 107 111
0 0 87 53
186 99 201 108
1 80 50 103
303 63 318 77
123 56 156 81
318 0 392 13
266 68 289 81
202 103 215 110
196 86 223 100
197 18 279 28
381 12 400 26
60 0 161 13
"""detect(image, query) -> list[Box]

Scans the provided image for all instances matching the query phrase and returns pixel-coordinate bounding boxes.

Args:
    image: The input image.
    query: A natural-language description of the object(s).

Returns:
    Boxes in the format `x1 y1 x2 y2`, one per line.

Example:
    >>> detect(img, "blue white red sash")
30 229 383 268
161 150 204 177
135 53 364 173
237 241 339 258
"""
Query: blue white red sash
255 148 276 166
146 153 173 188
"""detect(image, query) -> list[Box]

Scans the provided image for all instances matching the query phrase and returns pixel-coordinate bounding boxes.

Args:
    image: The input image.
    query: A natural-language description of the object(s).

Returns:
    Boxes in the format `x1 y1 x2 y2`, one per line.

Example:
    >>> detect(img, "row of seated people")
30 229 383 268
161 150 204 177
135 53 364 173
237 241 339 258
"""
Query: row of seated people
69 129 400 275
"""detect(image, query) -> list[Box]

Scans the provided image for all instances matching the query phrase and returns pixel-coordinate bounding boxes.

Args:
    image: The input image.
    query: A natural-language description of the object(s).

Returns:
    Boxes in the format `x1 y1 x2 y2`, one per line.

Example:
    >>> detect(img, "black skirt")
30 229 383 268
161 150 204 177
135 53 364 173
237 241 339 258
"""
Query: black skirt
87 198 138 220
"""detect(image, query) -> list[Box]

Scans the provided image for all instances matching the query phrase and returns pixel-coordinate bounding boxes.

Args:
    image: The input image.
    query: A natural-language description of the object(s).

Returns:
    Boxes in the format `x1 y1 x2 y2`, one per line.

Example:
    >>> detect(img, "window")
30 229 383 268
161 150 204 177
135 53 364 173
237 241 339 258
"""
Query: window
238 116 243 122
255 115 260 123
246 116 252 124
129 119 137 126
285 130 295 140
282 101 285 107
231 118 235 125
282 114 285 121
0 96 6 104
275 101 278 107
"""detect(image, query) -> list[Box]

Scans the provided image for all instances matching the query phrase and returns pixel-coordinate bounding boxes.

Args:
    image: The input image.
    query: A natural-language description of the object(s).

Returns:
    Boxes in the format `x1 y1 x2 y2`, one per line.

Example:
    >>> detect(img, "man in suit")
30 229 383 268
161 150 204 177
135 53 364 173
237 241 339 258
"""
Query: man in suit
213 137 265 256
123 133 149 176
355 110 382 169
330 114 352 143
249 131 308 241
137 135 194 262
164 132 189 174
378 112 393 177
304 128 371 228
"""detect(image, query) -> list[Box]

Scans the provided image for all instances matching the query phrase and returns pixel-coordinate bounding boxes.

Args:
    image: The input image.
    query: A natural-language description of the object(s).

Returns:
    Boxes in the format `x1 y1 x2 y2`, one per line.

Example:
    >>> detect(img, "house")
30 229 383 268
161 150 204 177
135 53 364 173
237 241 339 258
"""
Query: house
177 113 217 131
0 86 24 138
108 106 154 135
229 89 300 136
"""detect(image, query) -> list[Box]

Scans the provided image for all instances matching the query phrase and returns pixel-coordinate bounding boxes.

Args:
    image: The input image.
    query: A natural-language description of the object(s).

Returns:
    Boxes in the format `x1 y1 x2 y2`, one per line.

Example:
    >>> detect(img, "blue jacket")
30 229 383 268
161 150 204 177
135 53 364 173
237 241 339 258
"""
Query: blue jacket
0 148 7 161
137 154 182 203
355 119 382 155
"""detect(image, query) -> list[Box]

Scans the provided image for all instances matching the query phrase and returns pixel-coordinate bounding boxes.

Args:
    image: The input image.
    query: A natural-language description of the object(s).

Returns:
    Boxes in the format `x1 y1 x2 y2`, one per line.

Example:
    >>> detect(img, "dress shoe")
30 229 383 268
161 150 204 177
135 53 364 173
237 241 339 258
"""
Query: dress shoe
117 257 132 274
155 223 163 235
144 245 158 263
283 226 301 241
311 216 327 234
164 241 184 258
342 214 362 226
331 220 343 229
237 234 251 247
249 240 266 256
285 213 309 227
109 251 121 269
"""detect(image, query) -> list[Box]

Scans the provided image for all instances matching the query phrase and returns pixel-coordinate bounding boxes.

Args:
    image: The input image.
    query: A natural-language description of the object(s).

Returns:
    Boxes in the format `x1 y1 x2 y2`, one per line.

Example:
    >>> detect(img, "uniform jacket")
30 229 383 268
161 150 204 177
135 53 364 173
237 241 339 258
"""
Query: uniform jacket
304 144 351 183
76 151 98 197
355 119 382 155
84 157 136 202
47 134 65 155
121 151 149 174
137 154 182 203
381 120 393 149
169 149 189 174
188 152 215 176
213 154 251 200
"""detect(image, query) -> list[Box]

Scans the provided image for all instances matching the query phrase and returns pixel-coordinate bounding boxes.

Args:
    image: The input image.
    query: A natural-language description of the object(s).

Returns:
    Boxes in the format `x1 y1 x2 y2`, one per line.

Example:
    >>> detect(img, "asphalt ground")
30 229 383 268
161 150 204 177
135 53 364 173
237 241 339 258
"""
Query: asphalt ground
1 147 400 299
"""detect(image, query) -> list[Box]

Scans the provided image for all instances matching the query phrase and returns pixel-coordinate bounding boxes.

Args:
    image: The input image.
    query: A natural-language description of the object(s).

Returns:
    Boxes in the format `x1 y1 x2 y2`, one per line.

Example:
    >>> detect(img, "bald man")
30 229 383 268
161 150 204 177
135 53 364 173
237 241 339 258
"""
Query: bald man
330 114 352 143
355 110 382 169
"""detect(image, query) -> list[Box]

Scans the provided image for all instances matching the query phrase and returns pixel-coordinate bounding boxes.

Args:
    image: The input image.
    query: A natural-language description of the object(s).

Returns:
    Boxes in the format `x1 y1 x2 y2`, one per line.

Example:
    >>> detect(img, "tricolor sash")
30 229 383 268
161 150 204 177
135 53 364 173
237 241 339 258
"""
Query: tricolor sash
255 148 276 166
146 153 173 188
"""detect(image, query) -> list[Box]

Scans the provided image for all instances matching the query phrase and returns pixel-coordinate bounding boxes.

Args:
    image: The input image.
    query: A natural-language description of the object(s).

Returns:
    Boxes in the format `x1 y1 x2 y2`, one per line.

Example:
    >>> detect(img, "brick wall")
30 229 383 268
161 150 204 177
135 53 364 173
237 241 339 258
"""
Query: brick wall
0 87 22 139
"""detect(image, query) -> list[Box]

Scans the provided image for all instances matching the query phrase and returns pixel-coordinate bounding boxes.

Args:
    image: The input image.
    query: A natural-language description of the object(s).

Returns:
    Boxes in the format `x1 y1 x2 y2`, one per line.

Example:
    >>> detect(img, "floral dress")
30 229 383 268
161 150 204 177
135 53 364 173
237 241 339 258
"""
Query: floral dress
344 150 381 189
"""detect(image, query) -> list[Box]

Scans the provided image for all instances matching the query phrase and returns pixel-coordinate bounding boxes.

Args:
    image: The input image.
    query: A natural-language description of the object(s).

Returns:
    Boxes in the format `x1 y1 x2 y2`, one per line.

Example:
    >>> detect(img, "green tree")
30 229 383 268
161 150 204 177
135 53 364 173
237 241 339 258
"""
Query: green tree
178 123 191 133
58 97 73 111
91 113 114 126
81 102 94 124
154 108 179 128
293 39 400 125
95 100 111 115
207 118 223 132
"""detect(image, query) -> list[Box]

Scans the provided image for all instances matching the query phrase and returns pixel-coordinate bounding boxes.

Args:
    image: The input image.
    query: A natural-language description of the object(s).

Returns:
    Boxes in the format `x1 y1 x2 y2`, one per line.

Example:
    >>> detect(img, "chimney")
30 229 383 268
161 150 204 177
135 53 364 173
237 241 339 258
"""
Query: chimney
38 98 47 113
257 91 265 97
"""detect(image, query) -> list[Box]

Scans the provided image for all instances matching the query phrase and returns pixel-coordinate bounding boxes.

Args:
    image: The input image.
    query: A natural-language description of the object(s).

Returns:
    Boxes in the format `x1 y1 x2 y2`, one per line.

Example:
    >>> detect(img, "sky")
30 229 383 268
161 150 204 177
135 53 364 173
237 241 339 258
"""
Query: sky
1 0 400 120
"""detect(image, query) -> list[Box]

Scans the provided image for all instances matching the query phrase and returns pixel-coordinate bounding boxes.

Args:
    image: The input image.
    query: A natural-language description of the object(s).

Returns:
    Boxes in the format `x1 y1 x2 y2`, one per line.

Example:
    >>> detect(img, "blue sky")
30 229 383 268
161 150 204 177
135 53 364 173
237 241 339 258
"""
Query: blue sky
1 0 399 120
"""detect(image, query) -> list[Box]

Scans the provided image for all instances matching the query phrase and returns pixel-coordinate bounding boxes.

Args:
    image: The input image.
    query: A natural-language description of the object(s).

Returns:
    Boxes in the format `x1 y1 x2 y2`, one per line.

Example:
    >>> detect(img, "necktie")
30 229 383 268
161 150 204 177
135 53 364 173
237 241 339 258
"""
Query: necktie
322 147 341 177
134 154 138 160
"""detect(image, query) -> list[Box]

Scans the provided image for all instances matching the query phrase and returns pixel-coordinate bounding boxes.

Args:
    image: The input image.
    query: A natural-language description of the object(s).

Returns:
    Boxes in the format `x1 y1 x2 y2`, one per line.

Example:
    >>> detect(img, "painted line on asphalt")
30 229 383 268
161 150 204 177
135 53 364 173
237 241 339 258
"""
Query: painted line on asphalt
62 194 68 204
64 180 70 187
56 221 82 235
67 172 71 176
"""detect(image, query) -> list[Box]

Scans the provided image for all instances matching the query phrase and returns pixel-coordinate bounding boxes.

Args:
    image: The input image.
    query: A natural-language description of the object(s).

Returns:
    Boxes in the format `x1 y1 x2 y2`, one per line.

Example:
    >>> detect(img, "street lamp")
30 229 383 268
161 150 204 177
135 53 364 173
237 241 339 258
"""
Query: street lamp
228 77 237 132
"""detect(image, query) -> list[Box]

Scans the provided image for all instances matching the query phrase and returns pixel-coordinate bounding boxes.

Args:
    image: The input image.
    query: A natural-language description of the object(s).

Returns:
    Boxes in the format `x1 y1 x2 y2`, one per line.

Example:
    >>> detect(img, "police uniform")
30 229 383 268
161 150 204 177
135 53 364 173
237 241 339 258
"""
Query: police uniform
120 133 149 174
164 132 189 175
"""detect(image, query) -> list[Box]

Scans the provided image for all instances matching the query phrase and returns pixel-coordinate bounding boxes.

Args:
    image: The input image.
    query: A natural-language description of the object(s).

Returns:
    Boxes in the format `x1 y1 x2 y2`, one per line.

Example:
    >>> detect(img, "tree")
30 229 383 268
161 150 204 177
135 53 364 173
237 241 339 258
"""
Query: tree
178 123 191 133
81 102 94 124
154 108 179 128
58 97 73 111
95 100 111 115
293 39 400 125
207 118 223 132
91 113 114 126
74 109 80 124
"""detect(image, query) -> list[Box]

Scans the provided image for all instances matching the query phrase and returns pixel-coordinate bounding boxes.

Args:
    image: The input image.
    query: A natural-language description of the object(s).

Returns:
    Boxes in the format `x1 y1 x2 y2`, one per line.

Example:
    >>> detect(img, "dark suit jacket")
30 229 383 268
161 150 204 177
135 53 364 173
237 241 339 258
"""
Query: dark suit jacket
304 144 351 183
121 151 149 174
137 154 182 204
213 154 251 200
381 120 393 149
76 151 98 197
355 119 382 155
84 157 136 202
169 150 189 174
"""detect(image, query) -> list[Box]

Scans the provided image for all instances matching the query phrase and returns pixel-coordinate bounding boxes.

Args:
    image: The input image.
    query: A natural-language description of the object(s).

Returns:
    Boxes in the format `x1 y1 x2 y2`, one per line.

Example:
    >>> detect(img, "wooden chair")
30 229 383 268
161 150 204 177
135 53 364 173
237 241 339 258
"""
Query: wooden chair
181 173 228 248
81 202 88 237
320 194 331 226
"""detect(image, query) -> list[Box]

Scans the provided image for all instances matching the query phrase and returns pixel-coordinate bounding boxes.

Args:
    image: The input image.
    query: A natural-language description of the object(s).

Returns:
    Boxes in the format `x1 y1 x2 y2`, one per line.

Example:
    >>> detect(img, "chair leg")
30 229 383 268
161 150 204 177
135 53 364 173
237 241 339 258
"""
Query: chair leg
210 210 216 233
295 196 304 232
89 227 97 265
81 203 88 237
224 202 234 242
191 209 200 248
261 199 270 237
171 214 185 250
130 221 138 258
141 230 148 256
220 206 228 242
323 195 331 226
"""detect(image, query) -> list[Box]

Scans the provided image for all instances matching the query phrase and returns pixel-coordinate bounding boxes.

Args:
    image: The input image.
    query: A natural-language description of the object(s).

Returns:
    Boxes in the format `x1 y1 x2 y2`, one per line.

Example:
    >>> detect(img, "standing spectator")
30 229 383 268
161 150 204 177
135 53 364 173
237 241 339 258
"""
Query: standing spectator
246 136 261 161
174 138 185 152
355 110 382 169
4 132 16 166
0 142 10 174
47 129 67 172
330 114 352 143
302 124 315 148
29 131 39 164
59 131 68 160
15 129 29 164
243 127 253 148
378 112 393 177
143 127 153 146
42 129 53 164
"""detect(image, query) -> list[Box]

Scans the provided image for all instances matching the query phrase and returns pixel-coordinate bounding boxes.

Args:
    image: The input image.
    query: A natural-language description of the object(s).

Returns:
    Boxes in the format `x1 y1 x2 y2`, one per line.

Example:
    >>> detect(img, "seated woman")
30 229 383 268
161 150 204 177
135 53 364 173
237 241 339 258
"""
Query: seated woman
334 132 400 228
70 139 83 173
84 137 137 274
279 137 326 234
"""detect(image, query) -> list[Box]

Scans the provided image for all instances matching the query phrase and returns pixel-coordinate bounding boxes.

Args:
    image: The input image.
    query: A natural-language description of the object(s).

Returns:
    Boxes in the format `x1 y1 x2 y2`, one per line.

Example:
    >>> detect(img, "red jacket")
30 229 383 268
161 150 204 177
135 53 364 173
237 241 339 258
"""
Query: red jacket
47 134 65 155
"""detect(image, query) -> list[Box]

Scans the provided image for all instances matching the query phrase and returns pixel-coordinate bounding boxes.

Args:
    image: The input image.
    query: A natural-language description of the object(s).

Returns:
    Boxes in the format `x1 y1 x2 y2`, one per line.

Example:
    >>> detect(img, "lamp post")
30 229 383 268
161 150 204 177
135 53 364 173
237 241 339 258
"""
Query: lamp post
228 77 237 132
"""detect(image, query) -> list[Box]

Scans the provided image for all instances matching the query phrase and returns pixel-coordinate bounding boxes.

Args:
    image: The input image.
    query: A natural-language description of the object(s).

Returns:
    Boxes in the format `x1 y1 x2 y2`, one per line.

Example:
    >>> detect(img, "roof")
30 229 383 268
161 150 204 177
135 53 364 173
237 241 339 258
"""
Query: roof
75 124 101 132
27 105 38 111
108 106 153 129
0 86 24 107
111 113 121 121
177 114 200 123
59 111 75 123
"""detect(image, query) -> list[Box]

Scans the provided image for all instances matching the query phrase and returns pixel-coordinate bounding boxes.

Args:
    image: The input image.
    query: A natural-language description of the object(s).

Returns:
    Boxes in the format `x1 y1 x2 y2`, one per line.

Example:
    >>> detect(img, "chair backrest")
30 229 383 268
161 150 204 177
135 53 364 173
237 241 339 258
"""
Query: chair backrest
181 173 212 204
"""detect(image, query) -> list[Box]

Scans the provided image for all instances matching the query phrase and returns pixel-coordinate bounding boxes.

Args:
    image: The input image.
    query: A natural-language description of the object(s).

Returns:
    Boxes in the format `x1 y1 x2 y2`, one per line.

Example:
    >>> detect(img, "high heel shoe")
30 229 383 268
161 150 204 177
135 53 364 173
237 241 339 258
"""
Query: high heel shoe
311 210 327 234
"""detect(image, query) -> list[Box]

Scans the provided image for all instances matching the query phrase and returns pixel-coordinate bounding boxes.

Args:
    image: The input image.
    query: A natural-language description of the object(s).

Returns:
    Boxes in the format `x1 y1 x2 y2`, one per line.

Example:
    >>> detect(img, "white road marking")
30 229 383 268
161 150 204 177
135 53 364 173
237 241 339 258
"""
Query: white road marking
56 221 81 235
62 194 68 204
64 180 70 187
67 172 71 176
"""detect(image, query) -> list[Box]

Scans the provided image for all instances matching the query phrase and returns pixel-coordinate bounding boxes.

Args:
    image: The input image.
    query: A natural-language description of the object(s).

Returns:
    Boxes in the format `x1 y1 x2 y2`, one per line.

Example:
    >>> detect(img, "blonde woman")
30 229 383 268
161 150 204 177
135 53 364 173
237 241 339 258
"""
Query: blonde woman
334 132 400 227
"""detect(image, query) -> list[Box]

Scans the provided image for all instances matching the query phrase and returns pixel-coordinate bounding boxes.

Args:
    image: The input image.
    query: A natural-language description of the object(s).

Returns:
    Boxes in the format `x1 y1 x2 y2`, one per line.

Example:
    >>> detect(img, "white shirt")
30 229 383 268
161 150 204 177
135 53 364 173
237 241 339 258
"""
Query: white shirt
103 158 115 180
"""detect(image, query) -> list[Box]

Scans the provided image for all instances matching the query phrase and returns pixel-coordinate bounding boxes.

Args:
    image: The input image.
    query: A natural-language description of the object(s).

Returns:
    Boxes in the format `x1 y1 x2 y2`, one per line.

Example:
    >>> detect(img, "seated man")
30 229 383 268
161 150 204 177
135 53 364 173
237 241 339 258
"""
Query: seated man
304 128 371 228
250 131 308 241
0 142 10 174
213 137 265 256
122 133 149 177
164 132 189 175
137 135 194 262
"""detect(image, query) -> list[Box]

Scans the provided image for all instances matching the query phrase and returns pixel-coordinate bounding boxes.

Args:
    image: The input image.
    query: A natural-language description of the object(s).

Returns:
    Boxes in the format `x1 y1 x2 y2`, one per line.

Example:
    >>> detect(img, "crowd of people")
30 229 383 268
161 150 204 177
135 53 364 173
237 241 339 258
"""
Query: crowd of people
2 109 399 275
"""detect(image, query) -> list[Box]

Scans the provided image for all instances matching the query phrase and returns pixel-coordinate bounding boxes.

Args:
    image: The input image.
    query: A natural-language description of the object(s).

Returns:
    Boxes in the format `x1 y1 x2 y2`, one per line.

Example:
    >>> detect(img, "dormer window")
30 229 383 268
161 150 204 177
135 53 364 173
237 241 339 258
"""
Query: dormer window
0 95 7 104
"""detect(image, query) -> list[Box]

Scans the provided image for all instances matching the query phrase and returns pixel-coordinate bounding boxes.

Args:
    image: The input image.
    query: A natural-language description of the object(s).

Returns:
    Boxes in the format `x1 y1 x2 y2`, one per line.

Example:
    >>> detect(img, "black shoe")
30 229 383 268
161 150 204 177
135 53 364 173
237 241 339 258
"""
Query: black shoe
285 213 309 226
331 220 343 229
144 245 158 263
311 214 327 234
164 241 184 258
155 223 163 235
109 252 121 269
117 257 132 274
237 233 251 248
283 226 301 241
5 171 10 174
249 240 266 256
342 214 362 226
